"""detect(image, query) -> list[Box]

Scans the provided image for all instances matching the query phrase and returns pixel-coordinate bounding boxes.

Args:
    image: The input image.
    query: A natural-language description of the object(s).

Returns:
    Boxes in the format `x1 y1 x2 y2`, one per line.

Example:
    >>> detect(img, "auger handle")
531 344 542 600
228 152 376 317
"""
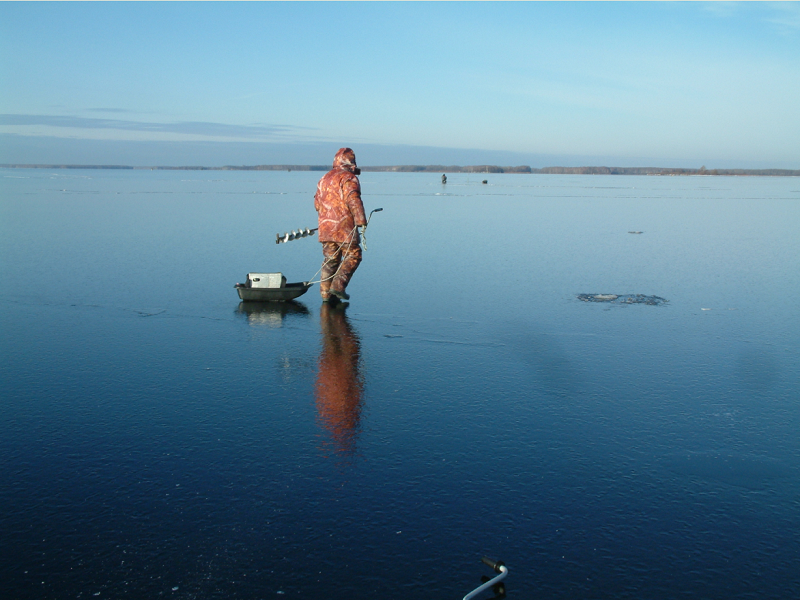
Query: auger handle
463 557 508 600
481 557 505 574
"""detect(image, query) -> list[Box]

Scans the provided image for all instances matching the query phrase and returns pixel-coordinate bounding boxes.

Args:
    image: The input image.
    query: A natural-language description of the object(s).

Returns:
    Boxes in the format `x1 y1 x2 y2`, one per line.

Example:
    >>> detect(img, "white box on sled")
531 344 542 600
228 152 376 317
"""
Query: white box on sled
247 273 286 289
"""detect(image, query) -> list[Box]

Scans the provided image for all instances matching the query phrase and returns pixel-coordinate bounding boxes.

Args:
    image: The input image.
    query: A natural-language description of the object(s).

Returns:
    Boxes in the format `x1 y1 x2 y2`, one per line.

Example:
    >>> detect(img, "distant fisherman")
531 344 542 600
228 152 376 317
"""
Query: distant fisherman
314 148 368 302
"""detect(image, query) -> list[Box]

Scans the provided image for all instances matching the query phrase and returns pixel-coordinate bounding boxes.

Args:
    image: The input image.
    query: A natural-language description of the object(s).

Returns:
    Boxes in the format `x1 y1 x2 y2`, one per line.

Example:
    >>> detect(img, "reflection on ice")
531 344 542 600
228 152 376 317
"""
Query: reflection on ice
235 301 310 327
314 302 364 458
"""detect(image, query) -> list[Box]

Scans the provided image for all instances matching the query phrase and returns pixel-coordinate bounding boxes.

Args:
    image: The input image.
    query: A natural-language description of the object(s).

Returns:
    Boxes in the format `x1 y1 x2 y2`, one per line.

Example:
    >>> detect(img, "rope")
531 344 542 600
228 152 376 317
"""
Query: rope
305 223 360 285
304 209 380 285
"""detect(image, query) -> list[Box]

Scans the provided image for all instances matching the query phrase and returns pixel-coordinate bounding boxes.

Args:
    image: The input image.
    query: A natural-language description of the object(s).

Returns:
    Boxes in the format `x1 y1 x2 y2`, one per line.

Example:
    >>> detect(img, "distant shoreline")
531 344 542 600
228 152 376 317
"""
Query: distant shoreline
1 164 798 177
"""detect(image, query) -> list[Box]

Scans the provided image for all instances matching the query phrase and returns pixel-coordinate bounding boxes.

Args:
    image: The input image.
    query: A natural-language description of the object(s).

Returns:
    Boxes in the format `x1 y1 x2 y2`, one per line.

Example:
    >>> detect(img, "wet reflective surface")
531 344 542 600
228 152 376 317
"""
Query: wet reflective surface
1 169 799 599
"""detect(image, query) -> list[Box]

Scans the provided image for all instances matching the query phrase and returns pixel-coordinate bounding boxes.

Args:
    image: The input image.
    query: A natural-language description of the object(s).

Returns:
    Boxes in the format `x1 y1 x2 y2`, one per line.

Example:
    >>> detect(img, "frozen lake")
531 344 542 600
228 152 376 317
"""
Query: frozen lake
1 169 799 599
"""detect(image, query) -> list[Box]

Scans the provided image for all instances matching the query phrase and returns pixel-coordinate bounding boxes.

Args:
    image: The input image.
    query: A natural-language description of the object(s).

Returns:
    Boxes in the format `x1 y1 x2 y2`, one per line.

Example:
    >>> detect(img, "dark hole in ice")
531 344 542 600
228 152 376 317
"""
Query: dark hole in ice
578 293 667 305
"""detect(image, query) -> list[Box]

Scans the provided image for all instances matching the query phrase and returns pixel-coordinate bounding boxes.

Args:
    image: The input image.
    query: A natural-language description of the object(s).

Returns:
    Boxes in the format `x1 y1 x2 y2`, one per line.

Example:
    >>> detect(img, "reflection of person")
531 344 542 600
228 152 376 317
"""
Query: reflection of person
314 302 364 457
314 148 368 301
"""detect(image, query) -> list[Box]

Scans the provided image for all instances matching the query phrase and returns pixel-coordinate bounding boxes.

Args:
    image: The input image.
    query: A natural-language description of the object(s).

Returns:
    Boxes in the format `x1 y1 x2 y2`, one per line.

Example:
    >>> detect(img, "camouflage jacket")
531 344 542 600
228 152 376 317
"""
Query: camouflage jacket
314 148 367 243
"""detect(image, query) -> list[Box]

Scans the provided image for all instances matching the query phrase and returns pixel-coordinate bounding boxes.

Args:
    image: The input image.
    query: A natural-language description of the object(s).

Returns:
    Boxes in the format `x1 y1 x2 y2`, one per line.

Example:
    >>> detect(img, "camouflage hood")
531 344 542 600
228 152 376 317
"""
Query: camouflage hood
333 147 359 174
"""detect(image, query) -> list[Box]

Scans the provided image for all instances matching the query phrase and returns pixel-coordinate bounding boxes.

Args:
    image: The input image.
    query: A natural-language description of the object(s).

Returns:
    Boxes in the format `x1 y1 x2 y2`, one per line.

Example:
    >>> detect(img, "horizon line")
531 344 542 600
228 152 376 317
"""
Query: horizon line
2 164 799 177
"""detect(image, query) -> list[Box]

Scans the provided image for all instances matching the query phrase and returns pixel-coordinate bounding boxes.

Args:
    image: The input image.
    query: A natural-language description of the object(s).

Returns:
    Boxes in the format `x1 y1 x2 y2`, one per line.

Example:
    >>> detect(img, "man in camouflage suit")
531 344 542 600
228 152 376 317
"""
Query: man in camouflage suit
314 148 368 301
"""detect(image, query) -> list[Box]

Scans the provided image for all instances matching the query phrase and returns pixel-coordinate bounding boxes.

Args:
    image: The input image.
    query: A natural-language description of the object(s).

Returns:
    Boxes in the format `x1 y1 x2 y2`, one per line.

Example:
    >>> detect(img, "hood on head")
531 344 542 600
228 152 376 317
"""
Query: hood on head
333 147 358 172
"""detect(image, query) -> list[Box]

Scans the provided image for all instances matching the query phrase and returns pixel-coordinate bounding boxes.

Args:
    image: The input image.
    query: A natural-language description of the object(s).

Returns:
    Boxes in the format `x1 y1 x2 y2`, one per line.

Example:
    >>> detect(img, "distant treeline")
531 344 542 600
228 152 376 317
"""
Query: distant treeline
0 164 329 171
2 164 137 170
216 165 329 171
2 164 798 176
530 166 800 176
360 165 533 174
367 165 800 176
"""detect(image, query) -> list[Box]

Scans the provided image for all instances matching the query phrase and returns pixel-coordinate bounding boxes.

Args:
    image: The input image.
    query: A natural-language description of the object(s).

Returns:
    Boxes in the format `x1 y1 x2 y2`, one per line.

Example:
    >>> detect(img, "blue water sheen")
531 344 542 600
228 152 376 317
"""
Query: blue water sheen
1 169 799 599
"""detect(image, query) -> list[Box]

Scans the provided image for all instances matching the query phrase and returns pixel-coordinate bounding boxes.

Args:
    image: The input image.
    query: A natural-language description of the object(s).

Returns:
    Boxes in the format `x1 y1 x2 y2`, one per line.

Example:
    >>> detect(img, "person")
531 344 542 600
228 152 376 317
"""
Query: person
314 148 367 301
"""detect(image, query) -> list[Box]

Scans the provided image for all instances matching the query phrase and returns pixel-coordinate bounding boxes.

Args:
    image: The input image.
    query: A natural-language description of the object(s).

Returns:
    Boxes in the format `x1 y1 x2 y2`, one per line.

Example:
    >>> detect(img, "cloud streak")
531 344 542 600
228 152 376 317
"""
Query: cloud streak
85 108 138 114
702 2 800 33
0 114 317 142
765 2 800 33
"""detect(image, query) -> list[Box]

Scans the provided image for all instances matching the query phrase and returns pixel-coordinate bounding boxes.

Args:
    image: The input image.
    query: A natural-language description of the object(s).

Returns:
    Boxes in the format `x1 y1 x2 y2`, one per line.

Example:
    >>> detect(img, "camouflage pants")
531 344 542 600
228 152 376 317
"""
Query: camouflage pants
320 241 362 298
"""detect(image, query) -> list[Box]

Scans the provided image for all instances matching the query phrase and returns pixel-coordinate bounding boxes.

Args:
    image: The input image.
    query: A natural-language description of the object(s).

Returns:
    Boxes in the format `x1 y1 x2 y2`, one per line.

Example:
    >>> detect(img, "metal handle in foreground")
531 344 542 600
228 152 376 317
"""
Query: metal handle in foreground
480 557 505 573
463 557 508 600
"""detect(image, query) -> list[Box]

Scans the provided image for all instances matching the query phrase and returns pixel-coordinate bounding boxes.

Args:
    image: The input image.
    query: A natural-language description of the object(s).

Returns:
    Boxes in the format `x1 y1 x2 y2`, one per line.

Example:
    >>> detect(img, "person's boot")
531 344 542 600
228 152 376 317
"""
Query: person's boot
331 288 350 300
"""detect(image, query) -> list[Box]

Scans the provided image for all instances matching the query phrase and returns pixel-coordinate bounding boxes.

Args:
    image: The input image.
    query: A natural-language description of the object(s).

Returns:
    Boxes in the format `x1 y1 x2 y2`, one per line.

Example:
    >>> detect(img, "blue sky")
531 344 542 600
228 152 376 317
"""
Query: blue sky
1 2 798 168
